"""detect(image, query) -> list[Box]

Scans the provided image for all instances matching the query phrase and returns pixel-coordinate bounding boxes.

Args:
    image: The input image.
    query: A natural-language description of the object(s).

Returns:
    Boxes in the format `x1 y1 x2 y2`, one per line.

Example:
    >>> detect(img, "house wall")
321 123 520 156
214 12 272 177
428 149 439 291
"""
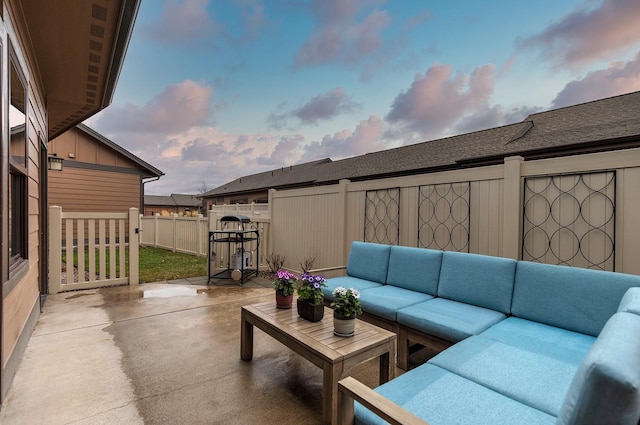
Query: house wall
1 1 48 401
269 148 640 277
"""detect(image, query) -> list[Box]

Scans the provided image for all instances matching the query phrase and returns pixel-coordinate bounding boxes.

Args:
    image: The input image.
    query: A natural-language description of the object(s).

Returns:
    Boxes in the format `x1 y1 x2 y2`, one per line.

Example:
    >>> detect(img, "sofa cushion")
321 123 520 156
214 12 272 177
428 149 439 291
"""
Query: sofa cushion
385 246 442 295
354 363 555 425
557 312 640 425
437 251 516 314
357 285 433 321
429 335 582 416
321 276 381 300
618 287 640 316
397 298 506 343
346 241 391 284
512 261 640 336
479 317 595 365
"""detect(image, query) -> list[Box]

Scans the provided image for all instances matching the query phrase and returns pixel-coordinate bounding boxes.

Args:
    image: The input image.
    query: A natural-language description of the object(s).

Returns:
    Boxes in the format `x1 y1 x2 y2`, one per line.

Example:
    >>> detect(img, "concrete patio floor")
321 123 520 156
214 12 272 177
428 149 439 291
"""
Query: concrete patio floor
0 276 417 424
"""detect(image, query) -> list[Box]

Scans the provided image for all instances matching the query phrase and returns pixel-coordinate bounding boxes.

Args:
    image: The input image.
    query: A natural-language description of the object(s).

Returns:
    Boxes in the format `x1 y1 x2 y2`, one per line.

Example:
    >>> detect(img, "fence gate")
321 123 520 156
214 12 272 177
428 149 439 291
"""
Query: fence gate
48 206 139 294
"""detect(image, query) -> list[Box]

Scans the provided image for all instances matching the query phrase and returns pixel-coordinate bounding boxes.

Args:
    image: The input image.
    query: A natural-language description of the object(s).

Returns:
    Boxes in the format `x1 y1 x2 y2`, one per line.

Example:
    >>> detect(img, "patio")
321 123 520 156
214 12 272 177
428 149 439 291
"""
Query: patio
0 277 422 424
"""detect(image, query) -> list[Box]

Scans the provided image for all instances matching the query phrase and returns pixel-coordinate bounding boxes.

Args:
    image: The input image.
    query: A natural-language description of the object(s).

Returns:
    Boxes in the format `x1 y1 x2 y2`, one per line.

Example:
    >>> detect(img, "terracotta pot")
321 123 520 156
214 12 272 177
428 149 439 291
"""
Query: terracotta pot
333 311 356 337
275 290 293 309
297 299 324 322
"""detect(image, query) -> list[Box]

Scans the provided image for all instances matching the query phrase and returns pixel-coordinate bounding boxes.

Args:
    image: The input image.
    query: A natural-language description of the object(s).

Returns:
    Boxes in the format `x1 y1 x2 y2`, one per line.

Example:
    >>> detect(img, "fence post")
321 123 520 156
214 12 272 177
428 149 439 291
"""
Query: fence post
503 156 524 260
154 213 159 248
49 206 62 294
129 208 139 285
196 214 203 256
268 189 276 256
172 214 177 252
338 179 350 266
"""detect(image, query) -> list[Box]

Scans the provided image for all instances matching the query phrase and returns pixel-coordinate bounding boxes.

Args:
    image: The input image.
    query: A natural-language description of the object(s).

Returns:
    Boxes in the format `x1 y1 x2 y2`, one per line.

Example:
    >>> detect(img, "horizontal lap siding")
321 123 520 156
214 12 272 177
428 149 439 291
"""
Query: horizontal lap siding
49 167 140 212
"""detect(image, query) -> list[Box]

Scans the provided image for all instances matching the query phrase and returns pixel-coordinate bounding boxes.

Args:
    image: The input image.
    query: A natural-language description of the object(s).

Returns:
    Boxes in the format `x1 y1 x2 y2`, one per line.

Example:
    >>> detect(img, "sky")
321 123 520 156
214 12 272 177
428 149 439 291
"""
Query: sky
86 0 640 195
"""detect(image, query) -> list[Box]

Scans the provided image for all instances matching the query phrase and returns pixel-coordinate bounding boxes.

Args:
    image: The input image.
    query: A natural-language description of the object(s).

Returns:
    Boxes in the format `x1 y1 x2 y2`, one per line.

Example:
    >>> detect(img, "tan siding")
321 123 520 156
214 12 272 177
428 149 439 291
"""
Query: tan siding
49 167 141 212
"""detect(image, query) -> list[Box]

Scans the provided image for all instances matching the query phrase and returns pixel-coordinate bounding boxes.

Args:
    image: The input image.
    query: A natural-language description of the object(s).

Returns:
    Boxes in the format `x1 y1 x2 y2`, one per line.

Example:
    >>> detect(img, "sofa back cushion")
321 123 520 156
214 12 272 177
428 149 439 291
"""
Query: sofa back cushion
437 251 516 314
557 312 640 425
386 246 442 294
512 261 640 336
618 287 640 316
346 241 391 284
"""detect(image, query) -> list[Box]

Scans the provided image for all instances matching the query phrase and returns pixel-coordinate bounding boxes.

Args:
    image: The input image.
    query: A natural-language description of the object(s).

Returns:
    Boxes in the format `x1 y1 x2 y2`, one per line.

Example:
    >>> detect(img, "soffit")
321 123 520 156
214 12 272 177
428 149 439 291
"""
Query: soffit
20 0 139 139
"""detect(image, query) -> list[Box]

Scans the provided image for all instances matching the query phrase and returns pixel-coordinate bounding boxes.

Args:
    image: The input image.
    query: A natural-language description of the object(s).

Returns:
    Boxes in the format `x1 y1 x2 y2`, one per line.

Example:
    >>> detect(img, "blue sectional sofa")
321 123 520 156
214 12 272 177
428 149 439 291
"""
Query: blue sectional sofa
323 242 640 425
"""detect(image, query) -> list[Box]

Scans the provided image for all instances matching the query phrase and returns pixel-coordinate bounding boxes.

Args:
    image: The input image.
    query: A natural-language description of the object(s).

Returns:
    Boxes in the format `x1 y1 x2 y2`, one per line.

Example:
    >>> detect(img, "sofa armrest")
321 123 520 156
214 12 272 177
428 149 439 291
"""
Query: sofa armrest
338 377 430 425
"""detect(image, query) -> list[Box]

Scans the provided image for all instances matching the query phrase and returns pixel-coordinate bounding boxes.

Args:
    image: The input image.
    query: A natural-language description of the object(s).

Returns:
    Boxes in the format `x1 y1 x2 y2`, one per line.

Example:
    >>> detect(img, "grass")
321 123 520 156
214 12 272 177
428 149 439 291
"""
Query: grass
61 246 207 283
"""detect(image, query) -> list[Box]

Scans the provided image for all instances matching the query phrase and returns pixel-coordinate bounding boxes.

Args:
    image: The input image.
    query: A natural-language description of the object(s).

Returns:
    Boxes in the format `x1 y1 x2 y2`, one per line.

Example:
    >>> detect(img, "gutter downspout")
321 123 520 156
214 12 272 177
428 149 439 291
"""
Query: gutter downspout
141 176 161 215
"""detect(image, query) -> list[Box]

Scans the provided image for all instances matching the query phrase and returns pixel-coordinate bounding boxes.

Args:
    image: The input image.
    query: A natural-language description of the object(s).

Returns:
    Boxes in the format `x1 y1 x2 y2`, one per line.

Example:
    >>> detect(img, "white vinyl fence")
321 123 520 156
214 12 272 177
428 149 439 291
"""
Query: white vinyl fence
139 214 209 256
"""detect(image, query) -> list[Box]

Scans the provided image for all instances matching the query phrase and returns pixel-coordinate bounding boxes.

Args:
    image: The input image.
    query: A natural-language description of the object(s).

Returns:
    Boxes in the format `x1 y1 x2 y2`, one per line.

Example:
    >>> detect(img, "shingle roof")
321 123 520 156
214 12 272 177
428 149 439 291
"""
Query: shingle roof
202 90 640 198
144 194 200 207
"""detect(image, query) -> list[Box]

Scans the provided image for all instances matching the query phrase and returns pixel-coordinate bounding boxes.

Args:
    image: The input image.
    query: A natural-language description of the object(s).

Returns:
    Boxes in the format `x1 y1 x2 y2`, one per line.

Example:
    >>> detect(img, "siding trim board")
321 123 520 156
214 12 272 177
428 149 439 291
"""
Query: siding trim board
63 160 151 176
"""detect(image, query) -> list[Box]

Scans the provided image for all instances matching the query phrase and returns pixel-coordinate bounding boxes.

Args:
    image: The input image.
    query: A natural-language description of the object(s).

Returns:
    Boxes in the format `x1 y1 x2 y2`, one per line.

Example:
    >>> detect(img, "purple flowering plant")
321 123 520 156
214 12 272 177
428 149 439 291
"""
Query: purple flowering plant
297 273 326 304
272 269 298 296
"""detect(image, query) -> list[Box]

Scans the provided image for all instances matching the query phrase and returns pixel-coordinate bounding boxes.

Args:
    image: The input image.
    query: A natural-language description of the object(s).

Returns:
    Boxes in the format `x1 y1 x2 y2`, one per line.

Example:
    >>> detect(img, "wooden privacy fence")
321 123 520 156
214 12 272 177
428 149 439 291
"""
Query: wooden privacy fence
49 206 139 294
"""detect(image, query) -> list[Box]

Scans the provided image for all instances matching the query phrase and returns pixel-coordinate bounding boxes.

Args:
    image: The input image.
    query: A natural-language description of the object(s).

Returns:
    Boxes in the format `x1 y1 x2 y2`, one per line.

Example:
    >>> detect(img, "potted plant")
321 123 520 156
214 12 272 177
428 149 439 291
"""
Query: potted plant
331 286 363 337
273 269 298 309
296 273 326 322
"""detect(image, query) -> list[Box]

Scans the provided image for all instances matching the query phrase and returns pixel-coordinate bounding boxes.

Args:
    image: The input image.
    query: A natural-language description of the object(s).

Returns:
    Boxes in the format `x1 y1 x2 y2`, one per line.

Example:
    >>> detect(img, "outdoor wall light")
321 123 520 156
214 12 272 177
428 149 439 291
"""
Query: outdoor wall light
48 154 63 171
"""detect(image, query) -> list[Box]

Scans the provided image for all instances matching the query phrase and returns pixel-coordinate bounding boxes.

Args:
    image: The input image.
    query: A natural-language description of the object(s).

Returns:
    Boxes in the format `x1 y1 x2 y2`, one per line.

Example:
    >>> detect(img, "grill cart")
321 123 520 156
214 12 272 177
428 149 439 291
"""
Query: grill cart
208 215 259 285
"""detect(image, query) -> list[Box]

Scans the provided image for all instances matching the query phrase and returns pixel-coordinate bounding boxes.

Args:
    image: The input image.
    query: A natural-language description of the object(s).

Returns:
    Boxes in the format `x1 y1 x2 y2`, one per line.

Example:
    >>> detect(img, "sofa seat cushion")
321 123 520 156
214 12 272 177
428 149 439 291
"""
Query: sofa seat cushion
557 312 640 425
354 364 555 425
396 298 506 343
618 287 640 316
429 335 582 416
357 286 434 321
479 317 595 365
322 276 381 300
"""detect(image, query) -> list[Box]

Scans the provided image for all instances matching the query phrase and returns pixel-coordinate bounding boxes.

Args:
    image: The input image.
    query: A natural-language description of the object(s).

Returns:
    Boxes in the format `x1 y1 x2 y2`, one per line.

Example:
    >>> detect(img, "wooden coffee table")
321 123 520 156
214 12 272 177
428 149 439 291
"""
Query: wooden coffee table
241 301 396 425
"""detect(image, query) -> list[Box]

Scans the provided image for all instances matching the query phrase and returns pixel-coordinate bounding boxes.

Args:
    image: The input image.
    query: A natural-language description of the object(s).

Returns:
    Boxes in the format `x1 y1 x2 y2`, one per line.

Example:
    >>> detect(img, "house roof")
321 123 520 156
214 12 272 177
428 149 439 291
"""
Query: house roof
76 123 164 178
20 0 141 139
145 194 201 207
201 90 640 199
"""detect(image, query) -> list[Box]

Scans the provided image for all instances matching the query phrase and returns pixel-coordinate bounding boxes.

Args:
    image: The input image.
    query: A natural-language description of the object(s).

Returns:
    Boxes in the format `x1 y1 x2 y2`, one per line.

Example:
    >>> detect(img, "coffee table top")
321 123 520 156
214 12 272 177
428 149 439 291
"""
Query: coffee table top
242 302 396 364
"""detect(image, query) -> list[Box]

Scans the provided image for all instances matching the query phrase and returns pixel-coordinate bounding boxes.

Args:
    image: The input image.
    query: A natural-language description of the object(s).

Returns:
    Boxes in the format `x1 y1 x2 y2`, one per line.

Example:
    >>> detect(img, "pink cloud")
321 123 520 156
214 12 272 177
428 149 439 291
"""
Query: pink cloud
386 63 495 137
552 52 640 108
143 0 218 43
300 115 386 162
294 0 390 67
518 0 640 67
96 80 214 135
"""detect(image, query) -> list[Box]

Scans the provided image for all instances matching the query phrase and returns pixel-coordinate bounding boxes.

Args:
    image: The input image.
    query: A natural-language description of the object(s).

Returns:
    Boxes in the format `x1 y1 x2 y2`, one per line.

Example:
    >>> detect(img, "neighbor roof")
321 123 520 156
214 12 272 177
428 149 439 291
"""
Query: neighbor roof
201 90 640 198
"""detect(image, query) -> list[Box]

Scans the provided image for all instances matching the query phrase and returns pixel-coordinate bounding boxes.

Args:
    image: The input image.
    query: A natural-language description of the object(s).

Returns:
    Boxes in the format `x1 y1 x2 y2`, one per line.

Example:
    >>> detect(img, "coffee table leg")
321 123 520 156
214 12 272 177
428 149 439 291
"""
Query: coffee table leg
379 351 390 384
240 310 254 361
323 362 341 425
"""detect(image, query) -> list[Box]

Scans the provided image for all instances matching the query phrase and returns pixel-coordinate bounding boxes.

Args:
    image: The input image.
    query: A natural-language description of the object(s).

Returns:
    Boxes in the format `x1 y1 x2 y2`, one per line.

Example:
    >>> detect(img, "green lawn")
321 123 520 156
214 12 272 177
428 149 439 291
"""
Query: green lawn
62 246 207 283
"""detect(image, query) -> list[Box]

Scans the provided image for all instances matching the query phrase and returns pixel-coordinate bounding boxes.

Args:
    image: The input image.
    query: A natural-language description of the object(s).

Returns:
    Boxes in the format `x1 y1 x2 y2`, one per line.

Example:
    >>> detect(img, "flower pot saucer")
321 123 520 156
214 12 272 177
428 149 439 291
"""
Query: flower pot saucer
333 330 355 337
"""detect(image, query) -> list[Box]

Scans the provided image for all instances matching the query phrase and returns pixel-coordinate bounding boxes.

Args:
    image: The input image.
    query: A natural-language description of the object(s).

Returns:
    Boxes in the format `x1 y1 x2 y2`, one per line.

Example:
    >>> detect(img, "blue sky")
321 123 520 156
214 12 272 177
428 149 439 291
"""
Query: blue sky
87 0 640 195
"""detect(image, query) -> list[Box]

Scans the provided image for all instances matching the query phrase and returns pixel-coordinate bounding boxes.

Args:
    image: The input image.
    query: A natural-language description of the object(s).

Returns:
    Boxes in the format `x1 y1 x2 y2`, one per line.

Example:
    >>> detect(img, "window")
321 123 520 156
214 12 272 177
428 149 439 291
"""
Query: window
9 54 28 269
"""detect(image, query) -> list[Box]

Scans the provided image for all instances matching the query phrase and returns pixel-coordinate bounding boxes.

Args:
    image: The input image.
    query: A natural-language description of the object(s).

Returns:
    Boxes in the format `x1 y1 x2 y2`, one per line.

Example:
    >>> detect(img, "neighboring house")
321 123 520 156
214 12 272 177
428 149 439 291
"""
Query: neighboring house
0 0 140 403
200 91 640 208
48 124 163 213
144 193 201 216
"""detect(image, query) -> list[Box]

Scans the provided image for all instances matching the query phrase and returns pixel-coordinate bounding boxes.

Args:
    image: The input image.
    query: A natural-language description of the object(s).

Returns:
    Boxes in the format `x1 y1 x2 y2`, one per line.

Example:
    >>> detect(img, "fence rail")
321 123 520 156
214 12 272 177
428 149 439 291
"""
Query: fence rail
209 203 269 217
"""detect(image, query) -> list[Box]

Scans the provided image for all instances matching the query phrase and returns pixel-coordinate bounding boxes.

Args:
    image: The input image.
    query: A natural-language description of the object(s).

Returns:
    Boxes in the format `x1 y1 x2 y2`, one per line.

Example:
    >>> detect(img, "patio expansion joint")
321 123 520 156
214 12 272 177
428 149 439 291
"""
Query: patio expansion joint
62 400 141 425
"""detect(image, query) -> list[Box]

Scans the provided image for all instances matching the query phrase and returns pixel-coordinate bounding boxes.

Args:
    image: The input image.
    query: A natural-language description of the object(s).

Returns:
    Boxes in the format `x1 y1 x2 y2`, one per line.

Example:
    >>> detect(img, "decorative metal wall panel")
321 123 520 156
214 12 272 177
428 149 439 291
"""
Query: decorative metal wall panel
364 188 400 245
418 182 470 252
522 172 615 270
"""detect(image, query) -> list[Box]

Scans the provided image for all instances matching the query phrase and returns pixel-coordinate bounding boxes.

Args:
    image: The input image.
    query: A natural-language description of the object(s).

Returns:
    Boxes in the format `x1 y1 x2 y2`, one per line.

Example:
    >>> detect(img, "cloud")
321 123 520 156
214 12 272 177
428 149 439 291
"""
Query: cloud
258 134 306 166
293 88 359 124
294 0 390 67
95 80 214 137
386 63 495 138
300 115 386 162
551 52 640 108
518 0 640 68
143 0 218 44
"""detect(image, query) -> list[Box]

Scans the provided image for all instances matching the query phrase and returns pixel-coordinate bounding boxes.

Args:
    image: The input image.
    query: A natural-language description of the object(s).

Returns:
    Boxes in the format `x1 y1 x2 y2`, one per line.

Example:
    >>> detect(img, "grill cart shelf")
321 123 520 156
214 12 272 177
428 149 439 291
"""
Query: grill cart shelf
208 215 259 285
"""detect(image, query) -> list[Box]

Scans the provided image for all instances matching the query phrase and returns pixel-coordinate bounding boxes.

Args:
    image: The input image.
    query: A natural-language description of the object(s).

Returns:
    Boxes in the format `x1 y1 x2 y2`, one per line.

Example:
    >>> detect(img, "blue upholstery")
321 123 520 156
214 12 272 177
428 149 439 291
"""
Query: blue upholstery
345 242 391 284
354 364 555 425
385 246 442 294
321 276 381 300
479 317 595 364
557 312 640 425
437 251 516 314
512 261 640 336
357 286 433 321
430 335 582 416
618 287 640 316
397 298 506 342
